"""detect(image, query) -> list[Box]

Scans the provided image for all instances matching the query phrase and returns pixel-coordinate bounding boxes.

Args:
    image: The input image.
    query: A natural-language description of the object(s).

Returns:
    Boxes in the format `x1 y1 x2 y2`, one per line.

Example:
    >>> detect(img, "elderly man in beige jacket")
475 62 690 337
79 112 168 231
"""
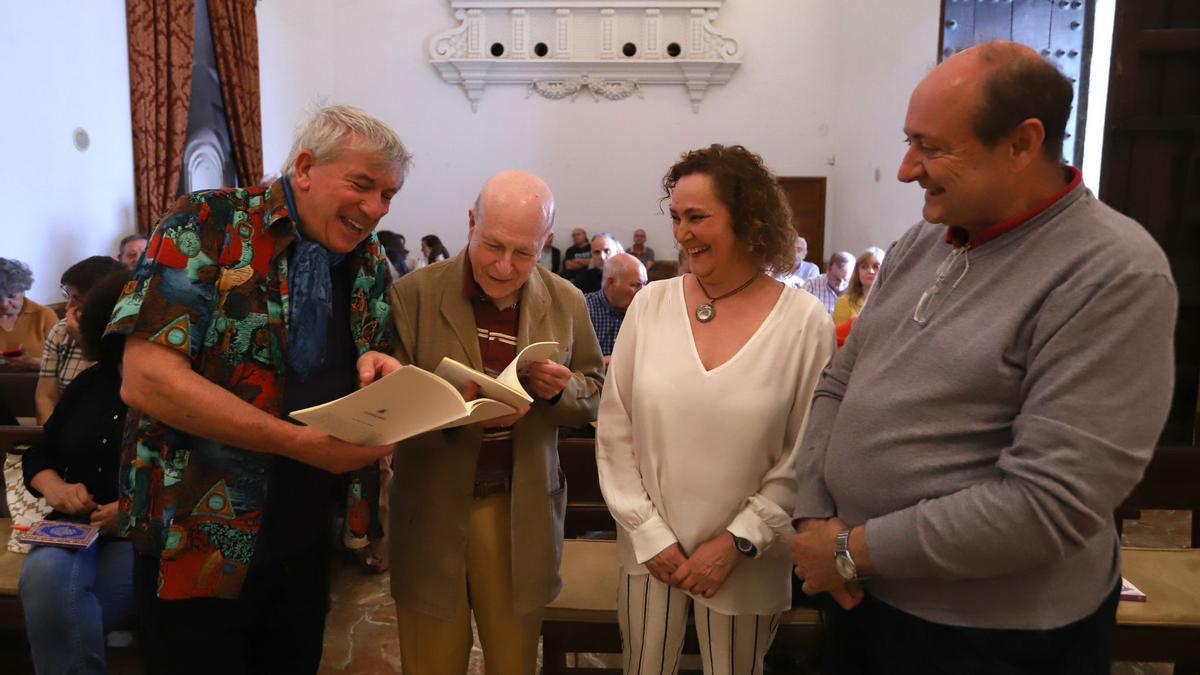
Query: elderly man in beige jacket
386 170 605 675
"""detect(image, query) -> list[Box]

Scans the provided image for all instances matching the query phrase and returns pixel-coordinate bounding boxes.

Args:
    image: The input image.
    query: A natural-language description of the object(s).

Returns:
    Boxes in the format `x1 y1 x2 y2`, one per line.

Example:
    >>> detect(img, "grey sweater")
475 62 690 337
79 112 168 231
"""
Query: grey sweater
794 182 1177 630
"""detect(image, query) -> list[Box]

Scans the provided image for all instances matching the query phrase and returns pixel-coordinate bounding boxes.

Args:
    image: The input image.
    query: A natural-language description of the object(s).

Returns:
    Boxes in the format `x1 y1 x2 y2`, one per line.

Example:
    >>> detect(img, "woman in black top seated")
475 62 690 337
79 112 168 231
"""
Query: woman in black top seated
19 270 131 675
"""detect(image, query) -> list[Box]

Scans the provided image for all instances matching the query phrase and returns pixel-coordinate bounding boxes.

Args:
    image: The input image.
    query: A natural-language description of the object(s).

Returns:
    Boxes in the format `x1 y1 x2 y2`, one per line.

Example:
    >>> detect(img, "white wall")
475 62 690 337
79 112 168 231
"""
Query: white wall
0 0 956 305
257 1 338 180
257 1 844 260
0 3 135 304
1082 0 1116 190
829 1 942 259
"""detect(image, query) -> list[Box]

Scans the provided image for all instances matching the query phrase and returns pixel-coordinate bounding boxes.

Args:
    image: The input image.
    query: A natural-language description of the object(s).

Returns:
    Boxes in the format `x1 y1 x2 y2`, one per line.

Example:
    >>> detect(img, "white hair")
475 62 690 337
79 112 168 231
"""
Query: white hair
591 232 624 253
603 252 645 283
281 105 412 179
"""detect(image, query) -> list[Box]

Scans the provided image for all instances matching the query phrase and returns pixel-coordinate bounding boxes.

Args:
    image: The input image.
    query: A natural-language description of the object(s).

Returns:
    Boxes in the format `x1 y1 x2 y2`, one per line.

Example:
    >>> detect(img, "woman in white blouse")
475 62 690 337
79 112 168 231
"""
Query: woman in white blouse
597 144 835 675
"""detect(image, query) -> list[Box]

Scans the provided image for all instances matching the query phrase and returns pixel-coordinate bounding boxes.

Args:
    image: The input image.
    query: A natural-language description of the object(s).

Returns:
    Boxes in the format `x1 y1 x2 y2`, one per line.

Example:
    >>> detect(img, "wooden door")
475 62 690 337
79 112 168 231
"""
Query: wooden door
939 0 1095 166
778 177 827 271
1100 0 1200 443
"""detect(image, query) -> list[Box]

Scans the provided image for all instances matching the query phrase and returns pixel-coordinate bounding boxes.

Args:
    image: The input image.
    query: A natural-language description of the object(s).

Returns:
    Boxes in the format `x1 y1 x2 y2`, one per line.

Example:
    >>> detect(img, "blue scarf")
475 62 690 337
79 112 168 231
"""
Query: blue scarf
282 177 344 381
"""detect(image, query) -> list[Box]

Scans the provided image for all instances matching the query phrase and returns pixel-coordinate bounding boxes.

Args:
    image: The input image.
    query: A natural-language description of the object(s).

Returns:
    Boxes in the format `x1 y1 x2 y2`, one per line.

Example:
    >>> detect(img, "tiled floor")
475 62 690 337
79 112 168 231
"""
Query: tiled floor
315 510 1192 675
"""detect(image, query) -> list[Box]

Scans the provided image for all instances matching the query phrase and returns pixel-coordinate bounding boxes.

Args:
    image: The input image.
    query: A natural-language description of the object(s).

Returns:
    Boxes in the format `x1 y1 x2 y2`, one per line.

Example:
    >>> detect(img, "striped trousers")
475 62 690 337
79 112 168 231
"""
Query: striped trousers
617 568 780 675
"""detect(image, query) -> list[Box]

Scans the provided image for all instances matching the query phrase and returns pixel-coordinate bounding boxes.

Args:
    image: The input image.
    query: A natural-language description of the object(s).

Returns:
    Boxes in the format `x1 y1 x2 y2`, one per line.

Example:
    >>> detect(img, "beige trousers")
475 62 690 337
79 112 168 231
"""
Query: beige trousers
396 492 544 675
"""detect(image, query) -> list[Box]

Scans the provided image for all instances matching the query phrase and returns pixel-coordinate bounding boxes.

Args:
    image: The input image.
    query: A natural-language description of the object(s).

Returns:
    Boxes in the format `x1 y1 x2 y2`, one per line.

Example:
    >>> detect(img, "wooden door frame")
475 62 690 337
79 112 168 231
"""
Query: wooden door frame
778 176 827 271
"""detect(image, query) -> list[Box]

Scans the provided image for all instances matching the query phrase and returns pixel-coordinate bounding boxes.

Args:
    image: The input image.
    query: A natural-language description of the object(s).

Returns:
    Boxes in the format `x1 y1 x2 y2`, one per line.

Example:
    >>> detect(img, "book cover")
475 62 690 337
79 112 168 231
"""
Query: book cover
1120 576 1147 602
19 520 100 549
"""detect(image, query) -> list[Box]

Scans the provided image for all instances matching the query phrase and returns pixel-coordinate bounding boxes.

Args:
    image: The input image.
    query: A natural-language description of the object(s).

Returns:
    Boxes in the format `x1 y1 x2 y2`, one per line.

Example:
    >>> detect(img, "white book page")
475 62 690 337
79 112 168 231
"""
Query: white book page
289 366 511 445
497 341 561 390
434 341 560 409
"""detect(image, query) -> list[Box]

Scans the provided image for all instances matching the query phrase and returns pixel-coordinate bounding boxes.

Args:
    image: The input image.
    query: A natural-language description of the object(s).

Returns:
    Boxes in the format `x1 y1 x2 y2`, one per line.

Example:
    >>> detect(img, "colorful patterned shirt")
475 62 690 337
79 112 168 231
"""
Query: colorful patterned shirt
105 180 394 600
39 319 93 392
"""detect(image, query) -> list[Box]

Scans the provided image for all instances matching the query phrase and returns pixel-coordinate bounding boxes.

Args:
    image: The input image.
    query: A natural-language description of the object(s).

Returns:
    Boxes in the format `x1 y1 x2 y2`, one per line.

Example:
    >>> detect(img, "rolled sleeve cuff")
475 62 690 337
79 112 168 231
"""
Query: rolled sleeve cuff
792 490 836 523
728 495 795 556
629 512 679 565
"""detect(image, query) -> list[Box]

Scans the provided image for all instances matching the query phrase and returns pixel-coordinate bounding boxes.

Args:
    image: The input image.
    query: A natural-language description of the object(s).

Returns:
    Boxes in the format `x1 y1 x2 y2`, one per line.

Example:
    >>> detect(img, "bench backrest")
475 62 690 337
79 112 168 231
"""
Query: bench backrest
0 372 38 421
558 437 616 538
1117 444 1200 546
0 426 42 457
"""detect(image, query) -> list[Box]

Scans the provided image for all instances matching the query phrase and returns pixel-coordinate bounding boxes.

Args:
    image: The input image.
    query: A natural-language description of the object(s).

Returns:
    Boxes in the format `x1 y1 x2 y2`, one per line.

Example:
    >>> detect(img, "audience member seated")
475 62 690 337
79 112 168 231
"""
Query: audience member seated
629 228 656 270
561 227 592 284
539 230 562 274
35 256 128 424
801 250 854 315
19 269 133 675
117 233 149 269
398 233 422 272
375 230 411 278
596 144 834 675
778 236 820 288
0 258 58 371
584 252 647 361
574 232 623 294
832 246 885 325
420 234 451 266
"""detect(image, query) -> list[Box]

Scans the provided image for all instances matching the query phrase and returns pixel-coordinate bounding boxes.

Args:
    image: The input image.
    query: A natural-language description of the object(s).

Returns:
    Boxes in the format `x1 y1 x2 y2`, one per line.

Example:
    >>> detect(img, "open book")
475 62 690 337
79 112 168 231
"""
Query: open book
289 342 560 445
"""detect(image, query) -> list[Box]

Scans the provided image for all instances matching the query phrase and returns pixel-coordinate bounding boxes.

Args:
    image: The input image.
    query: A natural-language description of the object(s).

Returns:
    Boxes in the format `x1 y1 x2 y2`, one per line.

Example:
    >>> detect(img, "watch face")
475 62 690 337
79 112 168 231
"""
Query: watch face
835 554 856 581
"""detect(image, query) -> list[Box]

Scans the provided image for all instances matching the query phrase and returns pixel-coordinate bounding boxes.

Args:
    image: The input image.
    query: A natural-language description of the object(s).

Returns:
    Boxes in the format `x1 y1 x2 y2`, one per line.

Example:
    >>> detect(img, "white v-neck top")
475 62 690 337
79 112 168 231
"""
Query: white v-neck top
596 276 835 614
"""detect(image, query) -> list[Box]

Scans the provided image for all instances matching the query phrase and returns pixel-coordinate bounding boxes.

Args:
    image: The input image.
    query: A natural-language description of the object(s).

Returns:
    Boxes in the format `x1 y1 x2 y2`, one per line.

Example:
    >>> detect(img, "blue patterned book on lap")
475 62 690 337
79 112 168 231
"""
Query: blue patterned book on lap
19 521 100 549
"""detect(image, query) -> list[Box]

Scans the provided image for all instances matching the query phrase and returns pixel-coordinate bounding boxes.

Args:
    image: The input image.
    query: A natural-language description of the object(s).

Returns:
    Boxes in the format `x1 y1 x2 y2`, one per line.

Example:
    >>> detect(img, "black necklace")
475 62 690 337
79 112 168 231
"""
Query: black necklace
694 273 759 323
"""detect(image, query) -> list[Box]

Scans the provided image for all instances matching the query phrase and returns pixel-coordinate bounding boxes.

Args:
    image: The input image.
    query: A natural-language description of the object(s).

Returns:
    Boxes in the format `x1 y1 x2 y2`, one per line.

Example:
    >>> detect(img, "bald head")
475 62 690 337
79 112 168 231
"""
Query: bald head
467 170 557 306
899 40 1072 230
602 253 648 311
921 40 1073 160
473 170 556 236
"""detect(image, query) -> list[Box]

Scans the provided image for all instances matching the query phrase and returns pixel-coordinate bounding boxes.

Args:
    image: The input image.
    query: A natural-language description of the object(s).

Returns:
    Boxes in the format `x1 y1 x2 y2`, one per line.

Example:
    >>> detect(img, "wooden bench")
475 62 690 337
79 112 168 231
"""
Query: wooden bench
0 427 40 627
544 539 821 674
0 372 38 423
1112 444 1200 670
552 438 819 672
555 437 1200 670
0 519 26 631
560 438 615 538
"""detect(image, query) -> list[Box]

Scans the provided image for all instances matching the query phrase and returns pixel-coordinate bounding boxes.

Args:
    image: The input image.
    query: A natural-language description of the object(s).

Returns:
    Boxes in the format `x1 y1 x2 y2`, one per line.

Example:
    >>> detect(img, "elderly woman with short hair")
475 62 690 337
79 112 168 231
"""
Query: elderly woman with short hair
0 257 58 371
597 144 836 675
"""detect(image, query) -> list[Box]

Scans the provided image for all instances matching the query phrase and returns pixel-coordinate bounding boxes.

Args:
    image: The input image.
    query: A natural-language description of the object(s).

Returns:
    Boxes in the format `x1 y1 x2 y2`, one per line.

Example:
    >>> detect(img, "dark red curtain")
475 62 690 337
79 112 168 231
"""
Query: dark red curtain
208 0 264 187
126 0 195 234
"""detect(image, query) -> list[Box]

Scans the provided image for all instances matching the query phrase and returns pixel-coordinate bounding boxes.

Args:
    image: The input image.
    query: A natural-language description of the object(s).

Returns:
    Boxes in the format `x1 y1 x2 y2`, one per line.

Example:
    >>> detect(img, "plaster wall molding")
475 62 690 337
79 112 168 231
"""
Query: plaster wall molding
428 0 742 112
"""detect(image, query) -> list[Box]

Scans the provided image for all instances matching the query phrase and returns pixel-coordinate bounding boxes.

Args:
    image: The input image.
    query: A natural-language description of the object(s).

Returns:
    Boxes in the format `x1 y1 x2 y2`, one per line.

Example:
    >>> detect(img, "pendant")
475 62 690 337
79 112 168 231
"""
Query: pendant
695 303 715 323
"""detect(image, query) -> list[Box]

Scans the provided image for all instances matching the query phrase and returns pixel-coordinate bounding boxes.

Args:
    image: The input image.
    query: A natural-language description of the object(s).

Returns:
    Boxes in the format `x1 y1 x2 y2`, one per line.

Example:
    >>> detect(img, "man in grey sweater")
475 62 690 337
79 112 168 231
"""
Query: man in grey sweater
789 41 1177 674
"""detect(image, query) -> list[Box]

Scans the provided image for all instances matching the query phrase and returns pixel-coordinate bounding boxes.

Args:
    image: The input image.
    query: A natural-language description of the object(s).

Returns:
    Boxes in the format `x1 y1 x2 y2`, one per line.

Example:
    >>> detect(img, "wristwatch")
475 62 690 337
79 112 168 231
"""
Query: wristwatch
834 529 859 581
730 533 757 558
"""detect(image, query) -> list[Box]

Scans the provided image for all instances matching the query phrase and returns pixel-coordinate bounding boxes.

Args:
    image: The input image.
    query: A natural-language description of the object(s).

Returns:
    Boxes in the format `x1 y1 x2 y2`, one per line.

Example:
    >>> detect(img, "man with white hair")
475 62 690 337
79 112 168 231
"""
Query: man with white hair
386 170 605 674
779 236 820 288
585 252 647 360
802 250 855 314
109 105 408 672
573 231 623 294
